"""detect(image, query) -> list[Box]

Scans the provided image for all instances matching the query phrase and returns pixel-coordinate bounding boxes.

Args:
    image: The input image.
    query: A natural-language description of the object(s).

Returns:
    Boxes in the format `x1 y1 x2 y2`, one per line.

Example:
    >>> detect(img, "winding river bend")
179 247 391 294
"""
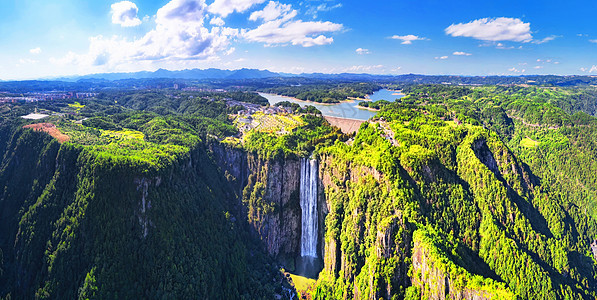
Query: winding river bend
260 89 405 121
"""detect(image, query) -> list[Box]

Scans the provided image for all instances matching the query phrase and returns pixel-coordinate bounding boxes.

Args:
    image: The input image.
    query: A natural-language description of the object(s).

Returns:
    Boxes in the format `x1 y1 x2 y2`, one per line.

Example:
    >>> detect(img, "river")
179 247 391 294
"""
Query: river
260 89 404 121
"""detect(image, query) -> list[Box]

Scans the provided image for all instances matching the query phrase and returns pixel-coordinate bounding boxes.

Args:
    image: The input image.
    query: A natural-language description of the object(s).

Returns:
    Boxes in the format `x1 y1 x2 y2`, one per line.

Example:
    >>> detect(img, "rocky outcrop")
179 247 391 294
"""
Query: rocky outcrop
210 143 302 259
370 214 413 300
318 154 382 276
411 229 515 300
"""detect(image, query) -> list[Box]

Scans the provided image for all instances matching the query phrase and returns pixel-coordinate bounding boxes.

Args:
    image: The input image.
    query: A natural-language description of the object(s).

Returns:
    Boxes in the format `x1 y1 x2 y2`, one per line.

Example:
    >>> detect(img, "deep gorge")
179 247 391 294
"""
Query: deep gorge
2 94 597 299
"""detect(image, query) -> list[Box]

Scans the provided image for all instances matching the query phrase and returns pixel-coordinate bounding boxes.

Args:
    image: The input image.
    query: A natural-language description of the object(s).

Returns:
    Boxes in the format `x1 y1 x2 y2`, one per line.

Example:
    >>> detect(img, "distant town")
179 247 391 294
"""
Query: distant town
0 92 98 103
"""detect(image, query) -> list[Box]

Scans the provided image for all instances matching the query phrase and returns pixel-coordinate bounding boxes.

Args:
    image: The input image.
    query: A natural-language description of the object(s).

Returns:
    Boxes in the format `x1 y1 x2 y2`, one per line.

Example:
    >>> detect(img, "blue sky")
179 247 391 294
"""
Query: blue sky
1 0 597 79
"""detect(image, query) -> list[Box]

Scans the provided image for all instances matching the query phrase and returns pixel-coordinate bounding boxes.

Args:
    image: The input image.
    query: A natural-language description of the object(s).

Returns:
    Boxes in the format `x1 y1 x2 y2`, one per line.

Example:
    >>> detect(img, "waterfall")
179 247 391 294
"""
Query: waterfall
300 157 318 258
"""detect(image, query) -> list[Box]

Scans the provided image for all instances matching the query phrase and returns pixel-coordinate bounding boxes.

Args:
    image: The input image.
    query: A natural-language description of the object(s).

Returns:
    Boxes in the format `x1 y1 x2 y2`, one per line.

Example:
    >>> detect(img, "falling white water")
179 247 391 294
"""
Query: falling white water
300 157 318 258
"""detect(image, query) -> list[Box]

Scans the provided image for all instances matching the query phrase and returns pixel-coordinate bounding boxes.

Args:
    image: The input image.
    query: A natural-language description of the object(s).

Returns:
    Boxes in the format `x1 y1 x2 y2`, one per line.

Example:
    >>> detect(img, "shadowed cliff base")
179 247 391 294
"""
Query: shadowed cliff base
296 256 323 279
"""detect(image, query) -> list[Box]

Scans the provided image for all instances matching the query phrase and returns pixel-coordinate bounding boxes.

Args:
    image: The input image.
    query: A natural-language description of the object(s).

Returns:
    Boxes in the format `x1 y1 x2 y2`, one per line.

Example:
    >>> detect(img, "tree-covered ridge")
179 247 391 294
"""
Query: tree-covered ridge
310 85 597 299
2 82 597 299
0 90 289 299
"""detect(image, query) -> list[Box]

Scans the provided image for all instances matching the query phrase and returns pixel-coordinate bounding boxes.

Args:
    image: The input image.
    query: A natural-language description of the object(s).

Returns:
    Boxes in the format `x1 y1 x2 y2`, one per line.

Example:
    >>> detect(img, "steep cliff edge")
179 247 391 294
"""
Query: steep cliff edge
312 121 597 299
0 128 278 299
210 143 302 261
410 228 514 300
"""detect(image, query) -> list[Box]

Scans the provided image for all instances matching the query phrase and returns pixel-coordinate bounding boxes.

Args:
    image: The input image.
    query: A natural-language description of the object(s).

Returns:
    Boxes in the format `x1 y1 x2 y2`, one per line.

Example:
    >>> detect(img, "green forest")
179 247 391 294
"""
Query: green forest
1 81 597 299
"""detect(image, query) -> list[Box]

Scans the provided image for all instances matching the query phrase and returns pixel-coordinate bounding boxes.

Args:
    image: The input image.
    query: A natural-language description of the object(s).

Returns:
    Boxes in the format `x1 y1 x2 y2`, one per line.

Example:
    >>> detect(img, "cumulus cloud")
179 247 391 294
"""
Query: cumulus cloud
249 1 293 22
355 48 370 55
18 58 38 65
509 67 525 73
453 51 471 56
29 47 42 54
111 1 142 27
590 39 597 43
534 66 543 69
52 0 236 70
305 2 342 19
208 0 266 17
532 35 559 44
445 17 532 42
435 56 448 60
345 65 384 73
210 17 225 26
243 3 342 48
51 0 343 72
591 65 597 73
495 42 515 49
390 34 427 45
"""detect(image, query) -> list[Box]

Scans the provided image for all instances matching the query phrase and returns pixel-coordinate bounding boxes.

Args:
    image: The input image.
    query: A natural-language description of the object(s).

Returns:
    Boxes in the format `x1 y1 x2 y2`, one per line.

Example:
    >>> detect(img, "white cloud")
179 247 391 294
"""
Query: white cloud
580 67 587 72
111 1 142 27
18 58 38 65
435 56 448 60
249 1 294 22
51 0 342 73
52 0 237 70
508 67 525 73
305 3 342 19
243 16 342 47
532 35 559 44
242 0 341 47
590 39 597 43
29 47 42 55
210 17 225 26
453 51 471 56
355 48 370 55
208 0 266 17
345 65 384 73
445 17 532 42
591 65 597 73
390 34 427 45
495 42 515 49
534 66 543 69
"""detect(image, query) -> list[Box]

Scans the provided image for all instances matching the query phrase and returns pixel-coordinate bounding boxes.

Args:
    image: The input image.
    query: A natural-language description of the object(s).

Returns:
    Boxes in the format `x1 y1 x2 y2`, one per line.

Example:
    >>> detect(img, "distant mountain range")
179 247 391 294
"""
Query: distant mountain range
59 68 283 81
57 68 408 81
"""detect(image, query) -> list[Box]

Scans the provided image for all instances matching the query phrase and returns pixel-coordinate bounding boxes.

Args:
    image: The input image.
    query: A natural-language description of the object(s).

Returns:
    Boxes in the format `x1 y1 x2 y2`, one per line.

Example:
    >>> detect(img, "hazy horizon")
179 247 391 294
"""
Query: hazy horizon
1 0 596 80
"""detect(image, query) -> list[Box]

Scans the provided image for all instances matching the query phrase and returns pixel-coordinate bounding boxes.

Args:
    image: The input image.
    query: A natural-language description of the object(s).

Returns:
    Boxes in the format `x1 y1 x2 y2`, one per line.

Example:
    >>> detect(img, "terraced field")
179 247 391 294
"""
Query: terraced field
233 112 304 133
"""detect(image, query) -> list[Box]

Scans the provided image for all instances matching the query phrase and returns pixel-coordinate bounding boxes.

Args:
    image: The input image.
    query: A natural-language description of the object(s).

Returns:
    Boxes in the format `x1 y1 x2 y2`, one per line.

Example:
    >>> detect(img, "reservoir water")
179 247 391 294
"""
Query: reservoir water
260 89 404 121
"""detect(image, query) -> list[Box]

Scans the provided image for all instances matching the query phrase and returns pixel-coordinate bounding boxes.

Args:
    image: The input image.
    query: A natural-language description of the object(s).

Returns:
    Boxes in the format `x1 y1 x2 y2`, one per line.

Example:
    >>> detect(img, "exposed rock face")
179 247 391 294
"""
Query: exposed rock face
319 154 414 299
210 144 302 259
372 214 412 300
133 177 161 238
319 154 382 277
591 240 597 261
411 229 514 300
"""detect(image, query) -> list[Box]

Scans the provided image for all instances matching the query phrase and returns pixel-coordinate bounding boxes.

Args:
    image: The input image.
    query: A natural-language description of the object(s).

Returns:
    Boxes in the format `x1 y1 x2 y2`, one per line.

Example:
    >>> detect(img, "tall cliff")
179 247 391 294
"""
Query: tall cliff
3 111 597 299
0 126 278 299
210 143 303 262
311 121 597 299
